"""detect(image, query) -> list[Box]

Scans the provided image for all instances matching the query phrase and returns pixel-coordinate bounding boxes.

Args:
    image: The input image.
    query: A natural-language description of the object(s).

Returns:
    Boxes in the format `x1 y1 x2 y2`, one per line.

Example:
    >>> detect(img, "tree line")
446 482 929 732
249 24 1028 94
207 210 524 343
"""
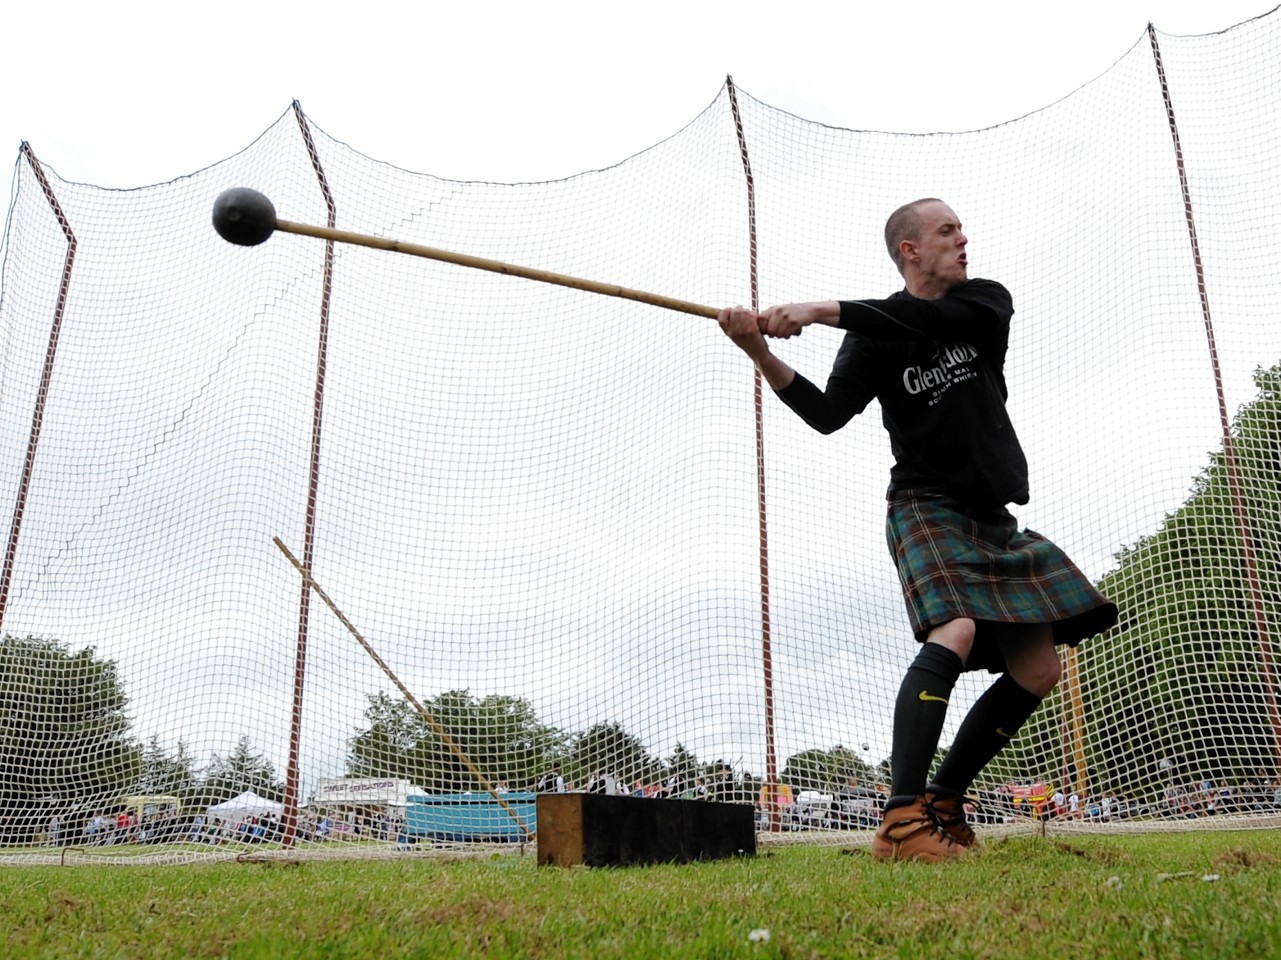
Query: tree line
344 688 883 798
0 634 880 843
993 362 1281 800
0 633 289 842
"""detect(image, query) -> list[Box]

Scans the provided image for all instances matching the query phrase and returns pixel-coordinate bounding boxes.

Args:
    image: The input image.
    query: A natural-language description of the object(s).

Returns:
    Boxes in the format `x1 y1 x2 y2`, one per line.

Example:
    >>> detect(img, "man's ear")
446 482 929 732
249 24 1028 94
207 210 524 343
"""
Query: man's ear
899 238 918 264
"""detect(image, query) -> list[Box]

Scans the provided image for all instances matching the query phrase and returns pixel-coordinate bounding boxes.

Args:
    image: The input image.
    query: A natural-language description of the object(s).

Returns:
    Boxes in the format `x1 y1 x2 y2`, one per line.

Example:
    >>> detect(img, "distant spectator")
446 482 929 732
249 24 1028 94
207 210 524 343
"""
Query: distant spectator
711 762 734 800
585 769 616 795
1242 774 1266 813
535 765 566 793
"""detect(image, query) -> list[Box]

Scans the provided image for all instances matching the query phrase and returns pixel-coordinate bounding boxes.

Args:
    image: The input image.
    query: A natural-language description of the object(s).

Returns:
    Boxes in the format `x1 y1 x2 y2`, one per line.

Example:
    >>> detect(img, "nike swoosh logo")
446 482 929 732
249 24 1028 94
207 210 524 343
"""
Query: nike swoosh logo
996 727 1015 739
918 691 949 704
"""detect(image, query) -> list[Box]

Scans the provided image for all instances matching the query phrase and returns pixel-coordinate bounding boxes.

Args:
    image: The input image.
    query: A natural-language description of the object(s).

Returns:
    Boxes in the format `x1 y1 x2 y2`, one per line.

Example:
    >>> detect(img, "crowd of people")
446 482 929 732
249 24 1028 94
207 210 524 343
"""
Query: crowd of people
79 808 187 845
31 805 412 847
1159 775 1281 820
767 774 1281 831
13 766 1281 850
534 763 740 802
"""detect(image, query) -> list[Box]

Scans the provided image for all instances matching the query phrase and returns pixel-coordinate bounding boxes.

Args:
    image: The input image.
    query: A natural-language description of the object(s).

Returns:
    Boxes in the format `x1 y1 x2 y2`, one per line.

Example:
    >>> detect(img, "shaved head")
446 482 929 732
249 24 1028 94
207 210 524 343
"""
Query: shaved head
885 198 945 273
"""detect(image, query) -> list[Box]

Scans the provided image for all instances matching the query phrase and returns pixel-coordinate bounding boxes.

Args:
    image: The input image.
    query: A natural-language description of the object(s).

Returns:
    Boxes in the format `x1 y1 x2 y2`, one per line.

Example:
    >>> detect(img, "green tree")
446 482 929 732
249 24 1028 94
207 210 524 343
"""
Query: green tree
346 693 424 783
825 744 880 788
135 736 199 804
568 722 657 788
781 748 829 791
659 742 701 793
0 634 141 842
779 745 884 797
735 769 765 805
201 736 284 804
1065 362 1281 805
347 690 565 793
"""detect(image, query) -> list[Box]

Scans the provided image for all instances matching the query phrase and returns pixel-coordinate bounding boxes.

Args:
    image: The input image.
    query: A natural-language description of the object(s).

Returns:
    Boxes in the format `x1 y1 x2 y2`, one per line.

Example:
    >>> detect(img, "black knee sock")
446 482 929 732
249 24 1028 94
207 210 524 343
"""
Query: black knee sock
931 673 1043 795
889 643 965 801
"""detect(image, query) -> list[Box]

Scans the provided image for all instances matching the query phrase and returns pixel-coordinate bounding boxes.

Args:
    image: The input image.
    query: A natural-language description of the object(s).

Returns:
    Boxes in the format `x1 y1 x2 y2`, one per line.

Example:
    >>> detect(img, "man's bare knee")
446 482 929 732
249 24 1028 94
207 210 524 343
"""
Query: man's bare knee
1004 635 1061 697
1015 657 1060 697
926 618 975 665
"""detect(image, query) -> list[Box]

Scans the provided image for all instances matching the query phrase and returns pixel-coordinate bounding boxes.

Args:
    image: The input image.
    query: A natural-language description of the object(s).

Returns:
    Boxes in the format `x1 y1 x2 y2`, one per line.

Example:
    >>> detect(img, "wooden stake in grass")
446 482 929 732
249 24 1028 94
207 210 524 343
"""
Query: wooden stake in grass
272 536 535 841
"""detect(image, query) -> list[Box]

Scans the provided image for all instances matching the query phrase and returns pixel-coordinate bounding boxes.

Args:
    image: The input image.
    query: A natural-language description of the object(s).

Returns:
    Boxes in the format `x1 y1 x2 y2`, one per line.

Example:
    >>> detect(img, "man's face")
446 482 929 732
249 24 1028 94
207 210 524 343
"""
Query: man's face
909 201 968 290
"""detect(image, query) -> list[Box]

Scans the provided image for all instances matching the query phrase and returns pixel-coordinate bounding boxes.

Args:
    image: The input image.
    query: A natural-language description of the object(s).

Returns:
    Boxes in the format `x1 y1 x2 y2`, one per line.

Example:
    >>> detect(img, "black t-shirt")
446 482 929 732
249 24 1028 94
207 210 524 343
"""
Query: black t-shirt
775 278 1029 507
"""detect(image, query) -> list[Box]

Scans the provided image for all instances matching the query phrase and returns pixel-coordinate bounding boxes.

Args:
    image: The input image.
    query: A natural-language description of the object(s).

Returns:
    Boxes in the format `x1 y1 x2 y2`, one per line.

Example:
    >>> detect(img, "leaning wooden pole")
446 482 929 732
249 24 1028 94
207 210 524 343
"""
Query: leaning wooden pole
273 537 535 840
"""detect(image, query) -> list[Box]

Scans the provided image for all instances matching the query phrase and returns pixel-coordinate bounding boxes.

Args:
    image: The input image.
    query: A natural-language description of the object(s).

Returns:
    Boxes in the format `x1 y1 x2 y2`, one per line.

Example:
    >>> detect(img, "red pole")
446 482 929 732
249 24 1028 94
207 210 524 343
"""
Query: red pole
279 102 338 849
727 77 780 830
0 145 77 632
1149 26 1281 767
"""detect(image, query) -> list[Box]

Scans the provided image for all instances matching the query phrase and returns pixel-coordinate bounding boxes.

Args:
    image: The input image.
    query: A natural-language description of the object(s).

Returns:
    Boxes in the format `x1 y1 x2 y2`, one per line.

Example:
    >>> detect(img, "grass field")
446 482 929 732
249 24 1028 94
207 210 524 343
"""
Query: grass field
3 830 1280 959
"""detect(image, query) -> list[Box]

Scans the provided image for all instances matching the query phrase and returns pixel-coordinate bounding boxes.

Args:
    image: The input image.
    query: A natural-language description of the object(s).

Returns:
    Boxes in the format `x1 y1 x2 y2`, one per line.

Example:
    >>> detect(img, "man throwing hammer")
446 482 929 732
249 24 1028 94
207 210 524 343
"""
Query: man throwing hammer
718 198 1117 861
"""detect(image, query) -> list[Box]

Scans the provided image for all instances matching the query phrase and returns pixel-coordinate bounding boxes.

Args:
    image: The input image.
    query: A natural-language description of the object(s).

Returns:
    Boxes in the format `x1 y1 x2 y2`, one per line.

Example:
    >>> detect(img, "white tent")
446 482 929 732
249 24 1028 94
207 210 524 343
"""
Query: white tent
206 790 284 821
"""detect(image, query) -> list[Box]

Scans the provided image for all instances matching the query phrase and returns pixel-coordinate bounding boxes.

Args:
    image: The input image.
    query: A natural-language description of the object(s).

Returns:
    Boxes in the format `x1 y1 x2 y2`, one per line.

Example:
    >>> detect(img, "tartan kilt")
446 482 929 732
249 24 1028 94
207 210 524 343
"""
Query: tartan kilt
886 491 1118 673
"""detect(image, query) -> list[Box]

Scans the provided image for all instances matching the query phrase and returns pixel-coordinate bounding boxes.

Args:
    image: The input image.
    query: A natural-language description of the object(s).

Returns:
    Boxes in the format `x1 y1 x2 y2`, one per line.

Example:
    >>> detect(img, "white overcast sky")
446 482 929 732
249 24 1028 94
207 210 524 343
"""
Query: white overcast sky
3 1 1275 190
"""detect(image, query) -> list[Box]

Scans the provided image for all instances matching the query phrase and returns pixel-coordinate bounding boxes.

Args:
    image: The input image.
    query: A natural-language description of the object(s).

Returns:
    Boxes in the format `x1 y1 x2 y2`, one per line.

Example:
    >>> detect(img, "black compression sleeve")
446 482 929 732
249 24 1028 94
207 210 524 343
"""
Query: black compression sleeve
775 373 860 435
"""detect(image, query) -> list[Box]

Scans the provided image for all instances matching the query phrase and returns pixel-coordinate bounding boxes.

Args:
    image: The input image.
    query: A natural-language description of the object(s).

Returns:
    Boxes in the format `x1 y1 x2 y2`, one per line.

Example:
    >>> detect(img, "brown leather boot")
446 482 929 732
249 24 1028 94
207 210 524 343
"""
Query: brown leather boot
871 796 966 862
925 788 978 849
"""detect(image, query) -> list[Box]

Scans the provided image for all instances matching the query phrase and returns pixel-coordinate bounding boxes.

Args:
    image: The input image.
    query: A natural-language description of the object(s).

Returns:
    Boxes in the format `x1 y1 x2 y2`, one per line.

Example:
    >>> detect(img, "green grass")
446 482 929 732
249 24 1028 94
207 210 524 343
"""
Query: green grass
3 831 1280 959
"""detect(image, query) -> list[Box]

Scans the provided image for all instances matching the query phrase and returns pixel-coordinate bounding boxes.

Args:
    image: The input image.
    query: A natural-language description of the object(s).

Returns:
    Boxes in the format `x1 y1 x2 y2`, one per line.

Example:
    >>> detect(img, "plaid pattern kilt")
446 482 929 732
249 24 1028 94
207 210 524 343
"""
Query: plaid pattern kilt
887 491 1118 673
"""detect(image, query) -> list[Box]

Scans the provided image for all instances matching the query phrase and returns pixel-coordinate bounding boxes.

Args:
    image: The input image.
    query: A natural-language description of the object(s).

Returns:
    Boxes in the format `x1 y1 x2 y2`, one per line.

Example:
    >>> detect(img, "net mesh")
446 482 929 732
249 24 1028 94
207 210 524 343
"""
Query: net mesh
1 12 1280 861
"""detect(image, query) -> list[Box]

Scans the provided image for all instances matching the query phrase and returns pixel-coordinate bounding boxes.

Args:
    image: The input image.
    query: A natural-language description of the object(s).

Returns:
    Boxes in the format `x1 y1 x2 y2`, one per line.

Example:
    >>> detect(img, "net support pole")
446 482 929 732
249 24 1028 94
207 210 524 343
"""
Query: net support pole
1064 646 1090 802
0 145 77 632
1149 25 1281 767
727 76 781 830
278 102 338 850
